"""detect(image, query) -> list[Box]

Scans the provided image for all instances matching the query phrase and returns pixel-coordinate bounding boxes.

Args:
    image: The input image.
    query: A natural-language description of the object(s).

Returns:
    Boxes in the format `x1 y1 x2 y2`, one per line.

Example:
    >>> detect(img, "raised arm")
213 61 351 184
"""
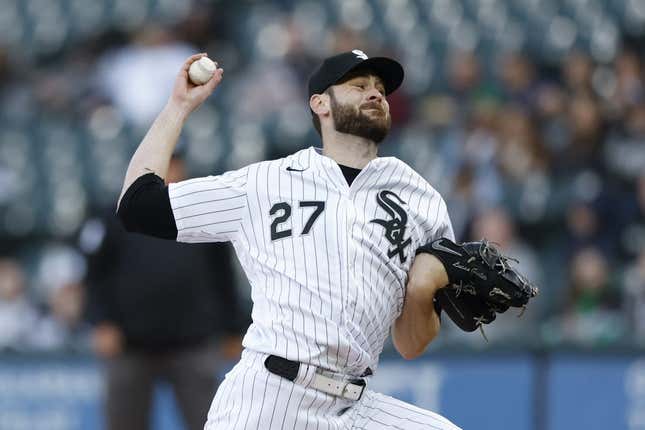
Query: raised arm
117 53 223 209
392 253 449 360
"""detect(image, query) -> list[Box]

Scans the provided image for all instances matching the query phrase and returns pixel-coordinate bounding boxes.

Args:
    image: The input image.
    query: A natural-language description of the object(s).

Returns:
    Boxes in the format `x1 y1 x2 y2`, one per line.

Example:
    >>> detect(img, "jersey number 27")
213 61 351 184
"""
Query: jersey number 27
270 201 325 240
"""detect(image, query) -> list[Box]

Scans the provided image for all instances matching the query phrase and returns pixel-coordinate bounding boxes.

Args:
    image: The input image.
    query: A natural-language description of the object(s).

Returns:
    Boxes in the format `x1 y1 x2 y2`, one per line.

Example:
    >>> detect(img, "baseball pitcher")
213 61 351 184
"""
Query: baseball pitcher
117 50 536 429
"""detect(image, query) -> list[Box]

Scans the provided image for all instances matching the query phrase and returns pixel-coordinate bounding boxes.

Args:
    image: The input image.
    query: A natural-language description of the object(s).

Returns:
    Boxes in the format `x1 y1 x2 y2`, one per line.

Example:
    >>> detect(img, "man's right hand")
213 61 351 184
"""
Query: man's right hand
168 53 224 117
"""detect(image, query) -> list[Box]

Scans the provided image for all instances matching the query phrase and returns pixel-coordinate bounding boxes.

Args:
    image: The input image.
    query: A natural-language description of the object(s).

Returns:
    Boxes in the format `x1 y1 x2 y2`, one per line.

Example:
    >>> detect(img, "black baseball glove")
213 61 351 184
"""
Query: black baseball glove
417 238 538 335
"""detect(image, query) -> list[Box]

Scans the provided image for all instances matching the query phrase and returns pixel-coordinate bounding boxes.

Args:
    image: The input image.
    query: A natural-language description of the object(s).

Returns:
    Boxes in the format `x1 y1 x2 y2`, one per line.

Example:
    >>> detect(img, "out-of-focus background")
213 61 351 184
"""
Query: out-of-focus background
0 0 644 429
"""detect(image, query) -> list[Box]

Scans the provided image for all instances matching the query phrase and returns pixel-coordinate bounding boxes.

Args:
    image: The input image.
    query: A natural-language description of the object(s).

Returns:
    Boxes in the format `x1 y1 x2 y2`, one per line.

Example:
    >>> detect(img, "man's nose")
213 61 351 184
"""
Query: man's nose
366 87 384 102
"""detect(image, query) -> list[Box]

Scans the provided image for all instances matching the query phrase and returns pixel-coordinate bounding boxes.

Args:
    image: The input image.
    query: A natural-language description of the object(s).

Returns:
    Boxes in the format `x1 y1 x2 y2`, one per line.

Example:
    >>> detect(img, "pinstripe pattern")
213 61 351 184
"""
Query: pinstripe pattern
205 350 461 429
169 147 458 429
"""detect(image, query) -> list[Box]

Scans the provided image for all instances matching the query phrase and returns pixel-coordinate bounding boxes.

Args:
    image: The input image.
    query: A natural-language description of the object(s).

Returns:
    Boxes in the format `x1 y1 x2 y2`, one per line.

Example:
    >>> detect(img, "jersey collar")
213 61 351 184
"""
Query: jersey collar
308 146 386 193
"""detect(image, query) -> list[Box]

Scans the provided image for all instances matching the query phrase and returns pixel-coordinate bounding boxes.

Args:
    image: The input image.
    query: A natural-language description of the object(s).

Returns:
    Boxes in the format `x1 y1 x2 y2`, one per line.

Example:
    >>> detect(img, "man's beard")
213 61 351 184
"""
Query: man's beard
329 91 391 144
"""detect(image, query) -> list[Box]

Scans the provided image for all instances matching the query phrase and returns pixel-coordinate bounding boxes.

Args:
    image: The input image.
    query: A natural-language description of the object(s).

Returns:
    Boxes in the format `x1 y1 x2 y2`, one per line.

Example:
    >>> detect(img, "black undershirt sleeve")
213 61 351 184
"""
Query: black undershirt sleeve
117 165 365 239
116 173 178 240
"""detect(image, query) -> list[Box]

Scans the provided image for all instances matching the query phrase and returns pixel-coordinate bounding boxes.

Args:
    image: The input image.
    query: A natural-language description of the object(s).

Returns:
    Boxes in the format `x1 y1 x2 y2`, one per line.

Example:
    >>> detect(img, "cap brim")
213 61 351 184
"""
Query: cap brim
342 57 404 95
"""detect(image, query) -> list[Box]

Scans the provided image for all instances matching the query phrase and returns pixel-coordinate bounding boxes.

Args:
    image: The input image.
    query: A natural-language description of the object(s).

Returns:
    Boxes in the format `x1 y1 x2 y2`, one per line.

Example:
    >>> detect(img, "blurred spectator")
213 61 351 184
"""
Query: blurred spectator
565 200 598 246
561 182 623 260
535 83 569 154
0 258 38 351
445 164 476 241
95 25 195 128
612 50 643 112
623 251 645 344
605 103 645 183
495 105 548 183
447 50 482 97
29 281 91 352
281 15 321 80
616 174 645 258
497 52 537 106
561 94 606 173
562 51 594 96
329 25 371 54
459 99 504 209
547 247 625 346
82 154 247 430
232 56 301 121
446 50 499 117
0 47 10 89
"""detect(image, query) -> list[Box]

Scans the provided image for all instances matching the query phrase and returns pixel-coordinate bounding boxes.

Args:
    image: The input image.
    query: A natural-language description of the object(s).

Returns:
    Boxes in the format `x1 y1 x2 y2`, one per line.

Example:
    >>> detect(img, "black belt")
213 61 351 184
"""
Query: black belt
264 355 371 401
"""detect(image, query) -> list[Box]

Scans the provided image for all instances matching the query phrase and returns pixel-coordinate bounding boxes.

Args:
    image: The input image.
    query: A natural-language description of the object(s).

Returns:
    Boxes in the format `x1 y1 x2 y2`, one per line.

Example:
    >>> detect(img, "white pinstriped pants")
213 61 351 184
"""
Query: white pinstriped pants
204 349 462 430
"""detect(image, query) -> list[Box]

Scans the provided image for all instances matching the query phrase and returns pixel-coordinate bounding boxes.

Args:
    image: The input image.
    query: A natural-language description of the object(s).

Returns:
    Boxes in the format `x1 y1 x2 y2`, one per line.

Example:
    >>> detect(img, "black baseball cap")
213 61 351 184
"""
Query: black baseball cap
308 50 404 98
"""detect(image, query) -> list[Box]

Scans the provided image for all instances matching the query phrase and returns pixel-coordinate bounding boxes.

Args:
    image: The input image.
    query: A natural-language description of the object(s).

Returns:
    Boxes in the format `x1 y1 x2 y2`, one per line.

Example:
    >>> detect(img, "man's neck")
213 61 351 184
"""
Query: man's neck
321 131 378 169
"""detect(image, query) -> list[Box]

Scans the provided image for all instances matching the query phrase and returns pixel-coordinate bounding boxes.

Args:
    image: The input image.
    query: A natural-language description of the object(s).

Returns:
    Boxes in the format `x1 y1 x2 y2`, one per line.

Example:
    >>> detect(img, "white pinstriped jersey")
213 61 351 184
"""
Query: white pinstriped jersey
168 146 454 376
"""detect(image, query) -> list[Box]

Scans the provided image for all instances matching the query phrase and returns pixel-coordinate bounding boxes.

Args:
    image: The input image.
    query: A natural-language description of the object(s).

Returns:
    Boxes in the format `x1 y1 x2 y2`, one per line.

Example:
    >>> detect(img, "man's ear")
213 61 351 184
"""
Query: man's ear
310 93 330 116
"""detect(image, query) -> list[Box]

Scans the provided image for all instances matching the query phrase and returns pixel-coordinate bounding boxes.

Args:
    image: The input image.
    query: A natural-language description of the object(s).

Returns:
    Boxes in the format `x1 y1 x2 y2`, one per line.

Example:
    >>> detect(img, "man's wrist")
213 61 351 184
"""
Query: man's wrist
163 100 191 124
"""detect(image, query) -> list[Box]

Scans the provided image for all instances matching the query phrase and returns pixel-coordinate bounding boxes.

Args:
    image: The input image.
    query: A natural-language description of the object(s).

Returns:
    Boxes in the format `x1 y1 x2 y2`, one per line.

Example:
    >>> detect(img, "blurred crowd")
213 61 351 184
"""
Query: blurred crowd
0 0 644 354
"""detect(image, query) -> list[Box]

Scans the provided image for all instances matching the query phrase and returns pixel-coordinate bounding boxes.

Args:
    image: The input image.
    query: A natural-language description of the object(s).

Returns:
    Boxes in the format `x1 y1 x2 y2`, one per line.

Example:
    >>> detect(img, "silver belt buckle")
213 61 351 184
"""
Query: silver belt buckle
342 378 366 401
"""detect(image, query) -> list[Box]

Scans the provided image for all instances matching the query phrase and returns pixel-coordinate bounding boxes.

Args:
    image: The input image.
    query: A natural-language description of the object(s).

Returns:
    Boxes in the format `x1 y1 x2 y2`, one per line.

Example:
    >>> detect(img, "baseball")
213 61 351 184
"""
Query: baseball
188 56 217 85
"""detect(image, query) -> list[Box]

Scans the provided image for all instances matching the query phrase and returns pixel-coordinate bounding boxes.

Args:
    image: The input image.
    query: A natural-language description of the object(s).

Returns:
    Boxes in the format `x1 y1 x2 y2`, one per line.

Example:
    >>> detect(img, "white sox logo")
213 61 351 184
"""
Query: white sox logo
370 190 412 264
352 49 368 59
